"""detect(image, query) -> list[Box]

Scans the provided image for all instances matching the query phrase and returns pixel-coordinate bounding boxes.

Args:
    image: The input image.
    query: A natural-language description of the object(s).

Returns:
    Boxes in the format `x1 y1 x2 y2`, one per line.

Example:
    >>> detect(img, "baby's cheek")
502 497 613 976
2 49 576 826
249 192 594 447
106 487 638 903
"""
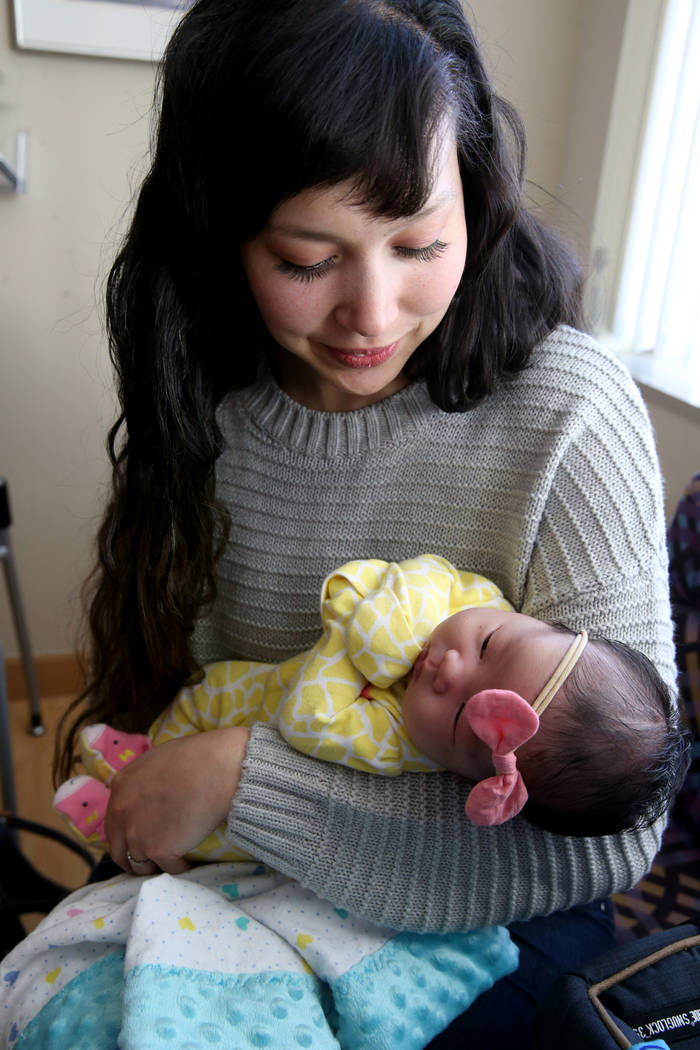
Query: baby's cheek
454 726 495 781
401 683 428 745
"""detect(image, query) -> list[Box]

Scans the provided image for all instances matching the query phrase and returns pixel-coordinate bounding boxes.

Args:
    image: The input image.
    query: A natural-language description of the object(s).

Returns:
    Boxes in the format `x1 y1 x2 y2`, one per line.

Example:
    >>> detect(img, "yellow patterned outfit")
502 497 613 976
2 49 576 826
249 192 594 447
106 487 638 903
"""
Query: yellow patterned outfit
147 554 512 860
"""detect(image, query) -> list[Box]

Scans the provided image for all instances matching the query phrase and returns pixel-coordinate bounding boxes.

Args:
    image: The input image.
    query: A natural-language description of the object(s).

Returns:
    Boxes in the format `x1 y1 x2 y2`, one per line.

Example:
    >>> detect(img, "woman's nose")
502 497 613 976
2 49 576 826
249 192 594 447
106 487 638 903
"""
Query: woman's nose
333 264 400 338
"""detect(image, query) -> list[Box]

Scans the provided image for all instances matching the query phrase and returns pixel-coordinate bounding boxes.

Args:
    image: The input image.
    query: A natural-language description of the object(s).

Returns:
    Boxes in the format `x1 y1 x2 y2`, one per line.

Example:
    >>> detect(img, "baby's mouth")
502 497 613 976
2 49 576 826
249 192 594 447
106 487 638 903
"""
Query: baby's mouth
413 644 429 680
453 702 465 742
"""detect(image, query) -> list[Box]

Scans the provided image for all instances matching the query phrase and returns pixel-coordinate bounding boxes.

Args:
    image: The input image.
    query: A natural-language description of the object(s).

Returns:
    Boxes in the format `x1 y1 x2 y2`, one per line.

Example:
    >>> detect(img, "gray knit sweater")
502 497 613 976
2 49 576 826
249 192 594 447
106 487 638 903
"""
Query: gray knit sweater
190 325 675 933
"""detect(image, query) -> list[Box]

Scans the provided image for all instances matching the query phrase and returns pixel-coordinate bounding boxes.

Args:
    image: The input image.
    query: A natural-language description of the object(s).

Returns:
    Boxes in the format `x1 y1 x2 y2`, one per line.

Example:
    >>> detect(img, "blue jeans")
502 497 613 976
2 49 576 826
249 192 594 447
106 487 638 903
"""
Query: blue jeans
426 899 616 1049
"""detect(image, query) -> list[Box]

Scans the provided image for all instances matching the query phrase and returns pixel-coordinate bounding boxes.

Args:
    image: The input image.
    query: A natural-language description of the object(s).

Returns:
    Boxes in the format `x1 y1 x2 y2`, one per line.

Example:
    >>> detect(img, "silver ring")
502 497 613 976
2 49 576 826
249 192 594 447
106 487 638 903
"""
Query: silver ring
126 851 151 867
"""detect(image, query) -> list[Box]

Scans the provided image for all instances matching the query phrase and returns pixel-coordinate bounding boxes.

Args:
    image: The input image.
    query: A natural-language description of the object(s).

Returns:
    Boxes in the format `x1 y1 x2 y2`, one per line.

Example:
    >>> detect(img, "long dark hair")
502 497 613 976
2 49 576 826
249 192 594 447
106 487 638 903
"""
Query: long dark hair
56 0 582 780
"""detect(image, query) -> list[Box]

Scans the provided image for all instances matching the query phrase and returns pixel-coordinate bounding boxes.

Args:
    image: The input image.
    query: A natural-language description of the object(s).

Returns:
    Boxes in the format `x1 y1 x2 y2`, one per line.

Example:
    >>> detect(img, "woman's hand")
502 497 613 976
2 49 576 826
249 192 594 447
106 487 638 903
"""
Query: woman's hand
104 726 250 876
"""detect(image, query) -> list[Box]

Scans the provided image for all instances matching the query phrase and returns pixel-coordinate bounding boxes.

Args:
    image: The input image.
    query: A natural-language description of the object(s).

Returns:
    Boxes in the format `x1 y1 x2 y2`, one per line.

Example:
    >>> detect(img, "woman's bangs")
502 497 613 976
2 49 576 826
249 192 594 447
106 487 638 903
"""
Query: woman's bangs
173 0 459 236
325 84 452 221
303 34 456 219
239 4 457 226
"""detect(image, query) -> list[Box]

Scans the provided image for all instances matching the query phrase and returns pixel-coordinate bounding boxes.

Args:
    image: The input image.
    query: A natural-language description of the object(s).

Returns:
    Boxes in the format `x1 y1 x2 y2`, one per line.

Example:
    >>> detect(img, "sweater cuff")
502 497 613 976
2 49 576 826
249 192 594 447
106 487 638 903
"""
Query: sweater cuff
227 723 328 878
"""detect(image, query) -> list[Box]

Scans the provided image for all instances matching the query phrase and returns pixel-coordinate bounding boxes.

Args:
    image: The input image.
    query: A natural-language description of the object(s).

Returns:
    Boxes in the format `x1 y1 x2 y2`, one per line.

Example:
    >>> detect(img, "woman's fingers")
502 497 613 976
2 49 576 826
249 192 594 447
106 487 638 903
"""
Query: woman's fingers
105 819 160 876
104 726 250 875
125 853 159 877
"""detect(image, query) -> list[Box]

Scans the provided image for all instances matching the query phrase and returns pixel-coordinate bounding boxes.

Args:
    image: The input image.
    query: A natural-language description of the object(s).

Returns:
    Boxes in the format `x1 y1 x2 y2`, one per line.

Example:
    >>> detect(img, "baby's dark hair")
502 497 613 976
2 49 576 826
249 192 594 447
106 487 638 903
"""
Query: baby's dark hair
520 633 690 837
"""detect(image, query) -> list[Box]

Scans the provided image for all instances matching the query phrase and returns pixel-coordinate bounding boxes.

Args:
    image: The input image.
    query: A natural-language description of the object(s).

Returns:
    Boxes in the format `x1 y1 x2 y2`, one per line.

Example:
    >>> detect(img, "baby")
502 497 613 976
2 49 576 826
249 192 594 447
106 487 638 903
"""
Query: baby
400 603 687 835
55 554 688 860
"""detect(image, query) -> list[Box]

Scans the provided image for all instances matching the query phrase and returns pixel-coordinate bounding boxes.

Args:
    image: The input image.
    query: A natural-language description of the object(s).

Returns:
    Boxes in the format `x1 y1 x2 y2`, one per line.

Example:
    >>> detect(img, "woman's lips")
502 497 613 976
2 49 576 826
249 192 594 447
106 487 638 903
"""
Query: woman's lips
322 341 399 369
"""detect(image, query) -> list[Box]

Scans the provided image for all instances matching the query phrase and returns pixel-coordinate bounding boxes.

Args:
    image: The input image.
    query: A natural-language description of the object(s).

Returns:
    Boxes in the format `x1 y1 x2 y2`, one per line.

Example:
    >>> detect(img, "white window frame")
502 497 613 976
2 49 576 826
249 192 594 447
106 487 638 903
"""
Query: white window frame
588 0 700 410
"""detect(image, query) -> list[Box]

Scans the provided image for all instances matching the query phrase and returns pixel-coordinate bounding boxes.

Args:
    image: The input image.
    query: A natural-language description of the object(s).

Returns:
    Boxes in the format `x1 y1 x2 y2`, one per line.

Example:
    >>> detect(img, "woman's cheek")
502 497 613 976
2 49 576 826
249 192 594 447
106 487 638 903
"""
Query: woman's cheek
249 271 324 339
412 259 465 318
442 240 468 301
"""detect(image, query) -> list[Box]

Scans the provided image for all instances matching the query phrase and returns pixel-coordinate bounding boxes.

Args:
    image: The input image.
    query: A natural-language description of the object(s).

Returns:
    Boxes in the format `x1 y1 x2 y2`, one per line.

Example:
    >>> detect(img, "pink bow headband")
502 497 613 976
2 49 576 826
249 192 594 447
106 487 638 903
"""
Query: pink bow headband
464 630 588 826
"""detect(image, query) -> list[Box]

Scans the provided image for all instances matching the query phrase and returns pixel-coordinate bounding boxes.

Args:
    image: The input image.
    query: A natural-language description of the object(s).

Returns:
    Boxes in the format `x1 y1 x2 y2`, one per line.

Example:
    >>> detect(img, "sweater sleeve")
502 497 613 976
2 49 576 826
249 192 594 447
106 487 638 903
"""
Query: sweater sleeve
228 345 675 933
230 722 659 931
519 342 675 689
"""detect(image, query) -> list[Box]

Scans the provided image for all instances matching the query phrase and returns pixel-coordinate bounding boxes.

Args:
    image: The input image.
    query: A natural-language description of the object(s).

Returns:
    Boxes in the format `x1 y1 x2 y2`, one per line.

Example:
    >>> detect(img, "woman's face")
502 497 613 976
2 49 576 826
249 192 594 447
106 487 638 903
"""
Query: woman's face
240 135 467 412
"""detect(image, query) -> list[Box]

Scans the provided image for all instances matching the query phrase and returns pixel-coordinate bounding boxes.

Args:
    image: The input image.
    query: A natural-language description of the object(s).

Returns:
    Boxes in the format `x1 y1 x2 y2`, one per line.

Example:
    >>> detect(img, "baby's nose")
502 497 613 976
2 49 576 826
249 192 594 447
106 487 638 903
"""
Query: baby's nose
432 649 462 694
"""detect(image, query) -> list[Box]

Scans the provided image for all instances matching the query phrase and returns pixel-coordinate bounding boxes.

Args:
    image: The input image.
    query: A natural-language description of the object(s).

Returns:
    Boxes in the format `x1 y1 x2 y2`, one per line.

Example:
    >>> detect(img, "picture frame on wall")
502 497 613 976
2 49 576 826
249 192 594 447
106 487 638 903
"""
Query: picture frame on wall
12 0 193 62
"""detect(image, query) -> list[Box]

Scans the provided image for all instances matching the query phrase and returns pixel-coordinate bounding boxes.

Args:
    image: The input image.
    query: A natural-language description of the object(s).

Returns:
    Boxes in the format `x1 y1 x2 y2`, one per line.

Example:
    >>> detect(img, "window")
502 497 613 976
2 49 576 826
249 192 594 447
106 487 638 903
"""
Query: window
589 0 700 406
614 0 699 365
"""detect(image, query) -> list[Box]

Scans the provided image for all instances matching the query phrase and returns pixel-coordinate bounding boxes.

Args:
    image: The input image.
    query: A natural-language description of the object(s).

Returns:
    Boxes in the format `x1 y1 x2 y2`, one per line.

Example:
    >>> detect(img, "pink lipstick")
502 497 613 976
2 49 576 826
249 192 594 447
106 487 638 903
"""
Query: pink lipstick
323 341 399 369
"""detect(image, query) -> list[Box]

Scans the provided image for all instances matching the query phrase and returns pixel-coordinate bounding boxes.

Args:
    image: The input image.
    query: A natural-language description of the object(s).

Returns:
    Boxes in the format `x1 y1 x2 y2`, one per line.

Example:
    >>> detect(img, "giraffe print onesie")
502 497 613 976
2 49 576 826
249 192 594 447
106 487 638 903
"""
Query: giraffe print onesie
61 553 512 862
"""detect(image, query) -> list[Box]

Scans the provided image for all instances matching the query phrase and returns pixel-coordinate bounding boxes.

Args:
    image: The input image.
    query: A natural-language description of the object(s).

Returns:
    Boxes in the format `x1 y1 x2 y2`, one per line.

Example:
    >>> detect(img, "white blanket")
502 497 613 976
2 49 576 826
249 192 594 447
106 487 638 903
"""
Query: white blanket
0 862 518 1049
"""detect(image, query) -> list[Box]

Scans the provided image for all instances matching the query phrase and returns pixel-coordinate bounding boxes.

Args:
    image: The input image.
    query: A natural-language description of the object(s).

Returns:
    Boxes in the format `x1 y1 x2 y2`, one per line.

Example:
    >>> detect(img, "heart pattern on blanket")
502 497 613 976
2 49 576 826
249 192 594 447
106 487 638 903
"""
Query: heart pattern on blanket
3 861 521 1050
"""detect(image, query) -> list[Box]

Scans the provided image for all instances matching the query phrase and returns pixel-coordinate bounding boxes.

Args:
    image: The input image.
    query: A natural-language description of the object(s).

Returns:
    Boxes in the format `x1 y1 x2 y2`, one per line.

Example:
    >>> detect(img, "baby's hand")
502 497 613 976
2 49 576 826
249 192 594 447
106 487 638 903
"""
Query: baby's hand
105 726 250 875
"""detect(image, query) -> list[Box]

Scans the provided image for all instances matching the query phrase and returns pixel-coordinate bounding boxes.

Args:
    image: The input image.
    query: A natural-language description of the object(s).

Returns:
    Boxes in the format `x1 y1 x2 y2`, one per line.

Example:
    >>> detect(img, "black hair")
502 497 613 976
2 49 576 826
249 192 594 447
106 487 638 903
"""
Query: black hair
57 0 583 779
521 636 691 837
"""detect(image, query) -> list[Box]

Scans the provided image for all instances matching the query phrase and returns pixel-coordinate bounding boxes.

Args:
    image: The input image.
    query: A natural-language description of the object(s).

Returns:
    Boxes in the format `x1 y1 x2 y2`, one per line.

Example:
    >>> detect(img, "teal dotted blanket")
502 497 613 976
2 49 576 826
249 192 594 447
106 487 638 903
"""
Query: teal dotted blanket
0 863 517 1049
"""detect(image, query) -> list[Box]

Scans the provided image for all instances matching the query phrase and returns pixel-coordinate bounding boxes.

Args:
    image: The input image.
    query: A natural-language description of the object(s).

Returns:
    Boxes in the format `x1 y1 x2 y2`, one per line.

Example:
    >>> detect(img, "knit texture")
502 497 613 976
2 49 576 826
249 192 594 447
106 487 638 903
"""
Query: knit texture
189 325 675 932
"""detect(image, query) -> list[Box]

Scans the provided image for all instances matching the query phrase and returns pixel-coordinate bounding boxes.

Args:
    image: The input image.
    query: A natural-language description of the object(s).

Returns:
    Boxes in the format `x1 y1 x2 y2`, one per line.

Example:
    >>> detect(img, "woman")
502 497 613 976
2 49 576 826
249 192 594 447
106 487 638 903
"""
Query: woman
57 0 675 1043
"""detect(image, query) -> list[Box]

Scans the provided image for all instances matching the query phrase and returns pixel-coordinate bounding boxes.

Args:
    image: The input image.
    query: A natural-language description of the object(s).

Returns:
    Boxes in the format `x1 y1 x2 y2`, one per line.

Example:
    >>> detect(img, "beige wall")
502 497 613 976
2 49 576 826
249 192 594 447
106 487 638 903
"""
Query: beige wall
1 0 697 661
643 391 700 524
1 6 154 657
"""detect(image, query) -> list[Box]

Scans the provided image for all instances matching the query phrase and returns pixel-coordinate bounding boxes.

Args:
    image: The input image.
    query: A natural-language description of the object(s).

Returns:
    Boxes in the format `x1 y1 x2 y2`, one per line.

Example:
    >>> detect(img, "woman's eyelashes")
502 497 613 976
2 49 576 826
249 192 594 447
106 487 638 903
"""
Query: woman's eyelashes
276 239 450 283
394 239 449 262
277 257 337 283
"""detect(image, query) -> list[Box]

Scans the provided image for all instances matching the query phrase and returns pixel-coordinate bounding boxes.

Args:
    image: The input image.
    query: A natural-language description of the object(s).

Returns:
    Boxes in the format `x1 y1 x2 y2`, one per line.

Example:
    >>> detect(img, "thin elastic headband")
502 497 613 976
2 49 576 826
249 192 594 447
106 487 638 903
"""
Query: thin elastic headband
531 630 588 717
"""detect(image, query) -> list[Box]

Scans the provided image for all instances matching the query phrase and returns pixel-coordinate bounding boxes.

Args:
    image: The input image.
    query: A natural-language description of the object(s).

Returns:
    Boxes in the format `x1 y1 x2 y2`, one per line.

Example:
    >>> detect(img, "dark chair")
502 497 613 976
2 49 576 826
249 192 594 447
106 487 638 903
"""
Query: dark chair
0 642 96 959
0 478 96 958
0 476 43 736
0 810 96 960
613 473 700 940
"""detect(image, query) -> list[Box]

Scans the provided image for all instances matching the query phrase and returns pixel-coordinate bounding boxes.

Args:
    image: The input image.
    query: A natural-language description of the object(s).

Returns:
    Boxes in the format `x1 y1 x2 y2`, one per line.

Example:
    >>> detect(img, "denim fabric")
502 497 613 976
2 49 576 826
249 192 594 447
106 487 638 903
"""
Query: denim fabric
426 899 616 1049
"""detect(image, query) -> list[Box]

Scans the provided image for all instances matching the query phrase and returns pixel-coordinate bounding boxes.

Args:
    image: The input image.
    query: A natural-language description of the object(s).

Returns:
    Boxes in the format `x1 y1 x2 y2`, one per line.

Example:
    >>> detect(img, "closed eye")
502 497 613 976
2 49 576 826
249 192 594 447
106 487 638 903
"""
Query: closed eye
394 239 449 262
277 256 336 283
480 632 493 659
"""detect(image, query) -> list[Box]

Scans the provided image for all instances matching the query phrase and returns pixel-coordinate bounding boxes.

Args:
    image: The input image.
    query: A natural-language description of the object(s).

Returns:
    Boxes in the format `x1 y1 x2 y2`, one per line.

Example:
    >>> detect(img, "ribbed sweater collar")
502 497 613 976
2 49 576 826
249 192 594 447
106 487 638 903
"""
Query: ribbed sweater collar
237 368 439 459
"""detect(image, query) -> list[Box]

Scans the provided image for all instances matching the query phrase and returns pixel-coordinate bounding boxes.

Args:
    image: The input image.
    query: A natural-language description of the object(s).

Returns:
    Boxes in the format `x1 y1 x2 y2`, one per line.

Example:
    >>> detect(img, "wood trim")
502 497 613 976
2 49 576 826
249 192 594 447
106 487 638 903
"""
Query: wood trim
5 652 85 700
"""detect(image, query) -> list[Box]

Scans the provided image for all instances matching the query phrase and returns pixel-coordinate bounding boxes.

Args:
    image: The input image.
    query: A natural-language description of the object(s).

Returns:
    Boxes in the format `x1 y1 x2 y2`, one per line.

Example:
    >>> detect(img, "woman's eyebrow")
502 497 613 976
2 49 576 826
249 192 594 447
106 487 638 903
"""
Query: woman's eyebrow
268 190 460 242
266 223 338 242
411 189 460 219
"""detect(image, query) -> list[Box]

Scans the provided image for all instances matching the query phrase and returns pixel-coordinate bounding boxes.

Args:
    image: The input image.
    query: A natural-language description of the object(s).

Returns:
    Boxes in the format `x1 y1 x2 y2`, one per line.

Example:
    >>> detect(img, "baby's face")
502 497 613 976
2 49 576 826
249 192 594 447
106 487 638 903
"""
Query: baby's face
402 607 572 778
